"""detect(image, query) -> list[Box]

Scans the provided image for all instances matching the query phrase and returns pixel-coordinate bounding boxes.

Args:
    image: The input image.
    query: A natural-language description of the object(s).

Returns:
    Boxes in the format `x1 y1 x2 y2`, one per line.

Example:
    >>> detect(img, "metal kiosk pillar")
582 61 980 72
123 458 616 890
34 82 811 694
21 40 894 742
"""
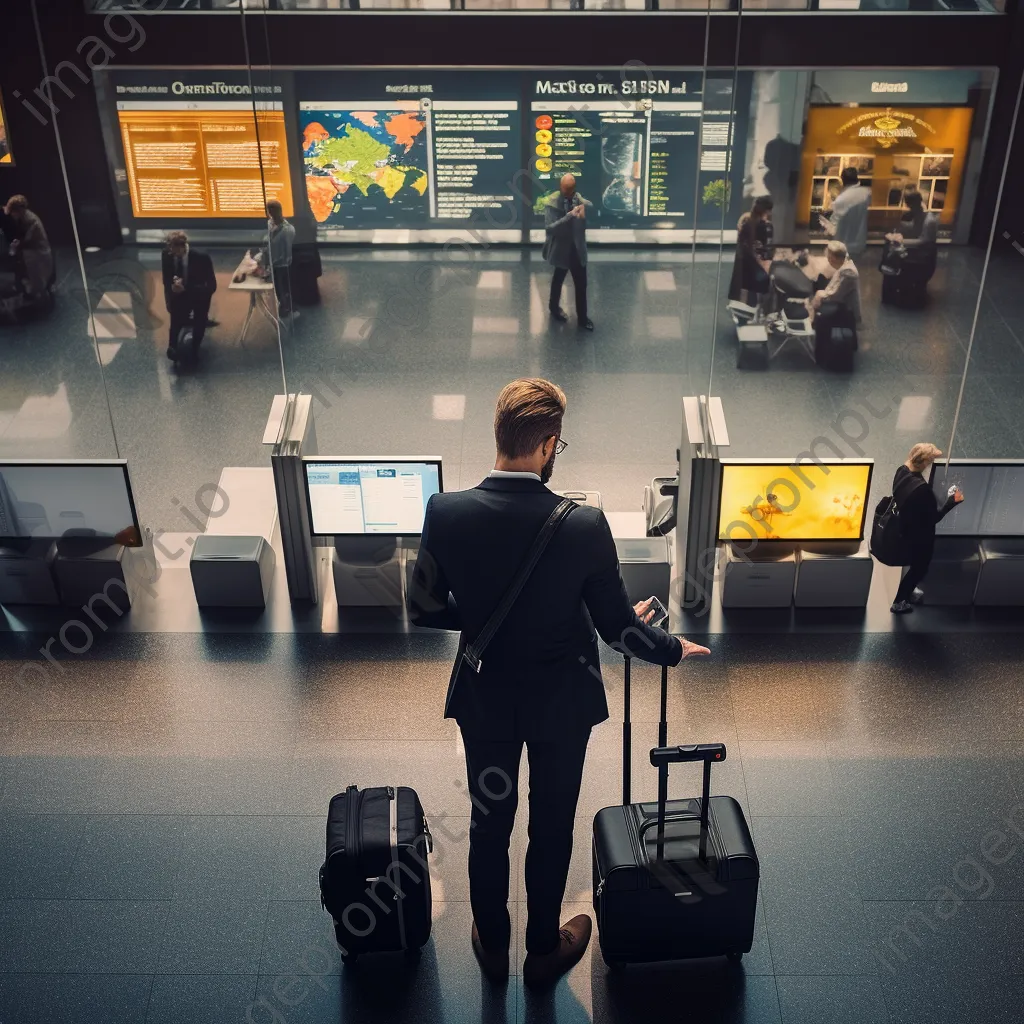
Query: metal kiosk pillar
263 394 319 605
676 395 729 616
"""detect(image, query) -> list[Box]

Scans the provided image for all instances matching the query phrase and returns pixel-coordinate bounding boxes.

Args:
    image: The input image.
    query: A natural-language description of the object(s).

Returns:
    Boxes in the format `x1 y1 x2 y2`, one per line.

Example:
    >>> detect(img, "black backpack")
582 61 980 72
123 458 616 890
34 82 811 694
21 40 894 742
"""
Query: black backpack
870 474 925 566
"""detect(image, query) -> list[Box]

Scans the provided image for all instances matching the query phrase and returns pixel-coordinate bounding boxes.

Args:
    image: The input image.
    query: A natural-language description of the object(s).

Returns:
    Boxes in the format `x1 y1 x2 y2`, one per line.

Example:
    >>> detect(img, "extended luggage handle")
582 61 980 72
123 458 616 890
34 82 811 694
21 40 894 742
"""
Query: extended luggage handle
621 657 725 865
646 743 726 864
621 659 669 808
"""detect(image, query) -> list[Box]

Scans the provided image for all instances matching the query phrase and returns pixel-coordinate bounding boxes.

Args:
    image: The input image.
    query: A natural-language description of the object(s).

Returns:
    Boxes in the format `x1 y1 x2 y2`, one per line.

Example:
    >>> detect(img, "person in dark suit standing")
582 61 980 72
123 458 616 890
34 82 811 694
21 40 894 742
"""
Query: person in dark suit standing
408 378 710 987
890 442 964 614
161 230 217 363
544 174 593 331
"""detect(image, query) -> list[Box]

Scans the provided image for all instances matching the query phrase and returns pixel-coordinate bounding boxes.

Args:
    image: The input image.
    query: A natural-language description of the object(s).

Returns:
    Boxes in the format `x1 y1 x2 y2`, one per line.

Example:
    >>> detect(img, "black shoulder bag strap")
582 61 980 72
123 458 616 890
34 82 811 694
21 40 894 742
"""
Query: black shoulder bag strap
456 497 575 680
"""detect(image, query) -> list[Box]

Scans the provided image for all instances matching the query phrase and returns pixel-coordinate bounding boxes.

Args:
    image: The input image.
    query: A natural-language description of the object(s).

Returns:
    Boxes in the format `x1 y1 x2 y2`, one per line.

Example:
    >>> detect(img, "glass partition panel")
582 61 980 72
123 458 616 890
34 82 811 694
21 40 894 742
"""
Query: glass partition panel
24 0 294 551
1 5 121 478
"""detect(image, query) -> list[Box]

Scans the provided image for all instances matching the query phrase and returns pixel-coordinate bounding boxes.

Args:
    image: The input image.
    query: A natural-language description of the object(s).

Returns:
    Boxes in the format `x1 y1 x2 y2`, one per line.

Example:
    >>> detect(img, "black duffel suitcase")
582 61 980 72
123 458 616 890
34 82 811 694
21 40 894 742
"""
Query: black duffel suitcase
319 784 433 963
593 659 759 969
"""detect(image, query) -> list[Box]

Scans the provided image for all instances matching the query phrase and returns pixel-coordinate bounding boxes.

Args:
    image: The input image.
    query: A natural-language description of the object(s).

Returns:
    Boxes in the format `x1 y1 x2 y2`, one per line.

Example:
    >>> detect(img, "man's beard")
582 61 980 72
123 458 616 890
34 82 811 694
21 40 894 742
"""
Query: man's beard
541 450 557 484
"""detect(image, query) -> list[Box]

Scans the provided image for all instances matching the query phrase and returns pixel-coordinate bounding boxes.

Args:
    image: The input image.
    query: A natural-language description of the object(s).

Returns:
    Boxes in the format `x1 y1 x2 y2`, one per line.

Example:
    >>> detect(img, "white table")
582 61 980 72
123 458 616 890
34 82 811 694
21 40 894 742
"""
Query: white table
229 265 279 343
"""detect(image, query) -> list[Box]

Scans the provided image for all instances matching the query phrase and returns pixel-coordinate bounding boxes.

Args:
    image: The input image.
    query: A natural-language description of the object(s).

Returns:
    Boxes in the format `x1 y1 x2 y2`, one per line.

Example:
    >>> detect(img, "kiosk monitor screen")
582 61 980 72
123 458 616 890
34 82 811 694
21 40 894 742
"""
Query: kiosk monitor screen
929 461 1024 537
0 461 141 545
718 459 873 542
304 458 442 536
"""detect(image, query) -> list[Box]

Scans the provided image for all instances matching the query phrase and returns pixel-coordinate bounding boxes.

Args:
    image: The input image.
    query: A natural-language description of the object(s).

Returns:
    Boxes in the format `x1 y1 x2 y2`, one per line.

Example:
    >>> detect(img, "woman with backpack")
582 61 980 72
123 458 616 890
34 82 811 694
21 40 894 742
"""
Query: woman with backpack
890 443 964 614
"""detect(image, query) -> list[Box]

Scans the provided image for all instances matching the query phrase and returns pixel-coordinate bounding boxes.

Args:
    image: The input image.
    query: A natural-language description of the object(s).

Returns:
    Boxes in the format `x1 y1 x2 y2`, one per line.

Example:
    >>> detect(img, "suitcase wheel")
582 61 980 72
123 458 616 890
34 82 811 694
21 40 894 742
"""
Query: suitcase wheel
340 952 358 966
404 947 423 960
727 951 743 964
602 955 626 972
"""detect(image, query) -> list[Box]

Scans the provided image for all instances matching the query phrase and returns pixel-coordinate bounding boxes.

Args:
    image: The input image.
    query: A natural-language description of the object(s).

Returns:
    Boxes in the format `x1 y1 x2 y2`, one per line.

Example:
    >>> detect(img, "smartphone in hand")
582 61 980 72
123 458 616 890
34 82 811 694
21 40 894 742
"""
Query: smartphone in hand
644 595 669 630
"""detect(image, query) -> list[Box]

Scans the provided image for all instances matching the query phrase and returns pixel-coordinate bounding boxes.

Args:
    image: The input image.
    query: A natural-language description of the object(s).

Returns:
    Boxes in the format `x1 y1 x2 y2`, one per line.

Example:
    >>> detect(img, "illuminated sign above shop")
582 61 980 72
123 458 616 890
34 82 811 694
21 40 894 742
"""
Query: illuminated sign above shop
836 108 937 149
871 82 909 94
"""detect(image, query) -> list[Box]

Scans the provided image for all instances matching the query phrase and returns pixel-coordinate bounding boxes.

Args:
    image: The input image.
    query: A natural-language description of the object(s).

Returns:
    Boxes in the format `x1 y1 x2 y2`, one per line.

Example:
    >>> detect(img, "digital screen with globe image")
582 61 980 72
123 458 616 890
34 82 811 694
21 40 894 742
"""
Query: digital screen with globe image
301 108 430 229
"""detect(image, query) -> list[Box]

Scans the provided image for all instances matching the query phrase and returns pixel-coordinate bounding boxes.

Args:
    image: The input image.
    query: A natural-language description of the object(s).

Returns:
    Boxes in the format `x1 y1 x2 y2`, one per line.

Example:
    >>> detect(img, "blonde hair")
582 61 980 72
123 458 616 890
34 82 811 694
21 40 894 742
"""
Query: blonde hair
906 443 942 473
494 378 567 460
826 240 848 261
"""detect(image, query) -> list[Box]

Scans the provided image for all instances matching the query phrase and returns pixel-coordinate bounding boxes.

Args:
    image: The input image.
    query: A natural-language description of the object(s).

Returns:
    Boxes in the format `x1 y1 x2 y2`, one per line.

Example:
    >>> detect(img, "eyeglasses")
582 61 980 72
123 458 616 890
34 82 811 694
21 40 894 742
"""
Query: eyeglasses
554 437 568 455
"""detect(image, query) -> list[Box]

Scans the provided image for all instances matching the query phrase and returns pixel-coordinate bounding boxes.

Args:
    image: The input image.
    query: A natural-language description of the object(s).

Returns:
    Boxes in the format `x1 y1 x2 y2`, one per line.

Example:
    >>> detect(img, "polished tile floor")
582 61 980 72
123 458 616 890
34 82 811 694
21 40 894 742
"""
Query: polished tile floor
2 629 1024 1023
1 245 1023 1021
1 244 1022 531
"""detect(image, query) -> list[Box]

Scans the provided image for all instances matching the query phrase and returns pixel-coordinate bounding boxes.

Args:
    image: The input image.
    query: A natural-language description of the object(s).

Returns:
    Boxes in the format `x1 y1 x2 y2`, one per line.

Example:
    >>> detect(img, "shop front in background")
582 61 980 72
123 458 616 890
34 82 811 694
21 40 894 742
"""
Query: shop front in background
796 70 993 244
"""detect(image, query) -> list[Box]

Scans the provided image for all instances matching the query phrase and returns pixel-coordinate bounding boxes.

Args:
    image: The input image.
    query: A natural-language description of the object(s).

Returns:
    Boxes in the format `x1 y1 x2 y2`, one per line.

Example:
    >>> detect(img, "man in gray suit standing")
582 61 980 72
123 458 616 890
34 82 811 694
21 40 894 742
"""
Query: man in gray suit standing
543 174 594 331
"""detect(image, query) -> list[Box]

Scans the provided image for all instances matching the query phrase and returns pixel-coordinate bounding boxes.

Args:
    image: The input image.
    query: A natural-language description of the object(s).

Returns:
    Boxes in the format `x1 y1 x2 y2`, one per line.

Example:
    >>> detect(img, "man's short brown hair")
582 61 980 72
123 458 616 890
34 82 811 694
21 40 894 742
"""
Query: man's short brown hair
165 230 188 249
6 195 28 213
494 378 566 460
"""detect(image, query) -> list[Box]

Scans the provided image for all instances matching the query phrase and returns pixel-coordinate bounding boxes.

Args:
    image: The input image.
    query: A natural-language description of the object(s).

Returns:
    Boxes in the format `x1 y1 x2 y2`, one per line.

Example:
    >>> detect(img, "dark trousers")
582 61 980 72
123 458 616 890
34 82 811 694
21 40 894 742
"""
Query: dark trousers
461 728 591 956
273 266 292 315
549 249 588 323
896 549 932 603
168 293 211 350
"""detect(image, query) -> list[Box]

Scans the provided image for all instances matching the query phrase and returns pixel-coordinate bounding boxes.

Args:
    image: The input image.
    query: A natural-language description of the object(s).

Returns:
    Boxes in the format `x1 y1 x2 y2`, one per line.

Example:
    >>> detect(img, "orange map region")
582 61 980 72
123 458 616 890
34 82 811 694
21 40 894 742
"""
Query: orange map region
306 176 340 223
350 111 381 129
385 112 425 153
303 121 329 150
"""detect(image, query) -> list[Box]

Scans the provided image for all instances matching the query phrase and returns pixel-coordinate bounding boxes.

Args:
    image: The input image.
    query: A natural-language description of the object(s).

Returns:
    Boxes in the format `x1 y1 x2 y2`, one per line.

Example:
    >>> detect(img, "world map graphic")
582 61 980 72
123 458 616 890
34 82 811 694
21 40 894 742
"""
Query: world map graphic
301 109 429 226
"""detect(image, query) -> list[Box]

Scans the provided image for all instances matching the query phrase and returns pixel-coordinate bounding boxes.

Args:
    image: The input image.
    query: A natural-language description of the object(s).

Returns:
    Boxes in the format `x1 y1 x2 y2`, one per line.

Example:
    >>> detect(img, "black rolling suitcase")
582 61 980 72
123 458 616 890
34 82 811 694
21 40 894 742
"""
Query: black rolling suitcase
592 659 759 969
815 325 857 371
319 784 433 963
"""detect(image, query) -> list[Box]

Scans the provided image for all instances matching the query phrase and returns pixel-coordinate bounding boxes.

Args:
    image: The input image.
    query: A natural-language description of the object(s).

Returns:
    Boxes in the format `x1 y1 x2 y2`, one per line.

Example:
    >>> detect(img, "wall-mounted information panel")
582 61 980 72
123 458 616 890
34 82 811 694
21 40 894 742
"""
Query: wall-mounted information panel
95 67 991 247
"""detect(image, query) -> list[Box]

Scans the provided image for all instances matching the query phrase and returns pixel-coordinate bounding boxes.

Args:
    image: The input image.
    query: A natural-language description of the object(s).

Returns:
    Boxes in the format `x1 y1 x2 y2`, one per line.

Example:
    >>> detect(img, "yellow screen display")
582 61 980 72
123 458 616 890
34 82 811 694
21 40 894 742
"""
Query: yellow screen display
0 91 12 165
718 462 871 542
117 108 293 219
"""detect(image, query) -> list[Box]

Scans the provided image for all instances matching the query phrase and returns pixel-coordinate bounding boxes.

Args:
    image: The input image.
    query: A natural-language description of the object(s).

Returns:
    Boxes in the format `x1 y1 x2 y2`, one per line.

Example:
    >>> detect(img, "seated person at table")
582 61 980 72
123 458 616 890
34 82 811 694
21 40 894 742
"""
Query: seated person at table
809 240 861 325
162 230 217 364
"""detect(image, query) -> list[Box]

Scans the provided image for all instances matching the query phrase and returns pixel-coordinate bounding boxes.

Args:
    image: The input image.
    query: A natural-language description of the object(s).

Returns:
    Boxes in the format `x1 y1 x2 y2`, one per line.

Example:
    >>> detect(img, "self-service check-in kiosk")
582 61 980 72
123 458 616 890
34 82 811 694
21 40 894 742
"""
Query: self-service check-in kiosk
303 457 442 611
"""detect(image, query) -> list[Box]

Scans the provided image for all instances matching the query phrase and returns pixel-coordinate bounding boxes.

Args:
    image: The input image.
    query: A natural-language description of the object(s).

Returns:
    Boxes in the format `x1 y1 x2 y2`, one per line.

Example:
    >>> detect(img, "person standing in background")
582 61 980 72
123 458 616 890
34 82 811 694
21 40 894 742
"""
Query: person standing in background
3 195 53 299
162 230 217 365
823 168 872 258
544 174 593 331
728 196 774 307
890 442 964 614
262 199 297 320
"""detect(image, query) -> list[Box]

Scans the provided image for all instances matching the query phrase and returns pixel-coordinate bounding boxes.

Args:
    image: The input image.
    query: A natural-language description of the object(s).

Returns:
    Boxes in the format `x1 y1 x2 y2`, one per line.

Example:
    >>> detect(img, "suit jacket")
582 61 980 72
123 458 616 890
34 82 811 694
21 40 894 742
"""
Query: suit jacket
543 193 591 269
408 476 682 741
162 248 217 309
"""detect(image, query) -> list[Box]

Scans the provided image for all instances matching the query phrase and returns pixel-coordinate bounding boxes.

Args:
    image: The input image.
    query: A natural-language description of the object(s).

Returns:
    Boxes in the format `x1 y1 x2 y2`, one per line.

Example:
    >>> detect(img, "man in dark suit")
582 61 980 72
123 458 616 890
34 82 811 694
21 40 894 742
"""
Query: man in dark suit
408 378 710 987
543 174 593 331
161 230 217 363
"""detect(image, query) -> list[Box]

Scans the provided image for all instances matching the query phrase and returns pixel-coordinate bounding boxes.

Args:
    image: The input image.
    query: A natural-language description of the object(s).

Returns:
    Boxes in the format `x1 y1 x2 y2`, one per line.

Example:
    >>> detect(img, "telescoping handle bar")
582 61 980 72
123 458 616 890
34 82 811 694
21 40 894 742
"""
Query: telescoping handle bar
621 658 670 807
649 742 728 863
650 743 727 767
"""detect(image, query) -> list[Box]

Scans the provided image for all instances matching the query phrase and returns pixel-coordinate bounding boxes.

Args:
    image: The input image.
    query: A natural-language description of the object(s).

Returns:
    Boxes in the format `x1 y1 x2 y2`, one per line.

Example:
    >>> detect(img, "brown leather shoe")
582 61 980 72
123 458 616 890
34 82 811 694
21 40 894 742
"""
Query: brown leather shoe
471 922 509 981
522 914 593 988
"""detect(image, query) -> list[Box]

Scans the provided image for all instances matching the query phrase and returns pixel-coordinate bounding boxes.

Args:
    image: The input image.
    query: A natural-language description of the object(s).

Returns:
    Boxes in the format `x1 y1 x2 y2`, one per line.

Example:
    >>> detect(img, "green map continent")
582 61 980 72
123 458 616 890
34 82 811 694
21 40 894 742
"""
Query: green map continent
310 126 391 179
308 124 428 202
